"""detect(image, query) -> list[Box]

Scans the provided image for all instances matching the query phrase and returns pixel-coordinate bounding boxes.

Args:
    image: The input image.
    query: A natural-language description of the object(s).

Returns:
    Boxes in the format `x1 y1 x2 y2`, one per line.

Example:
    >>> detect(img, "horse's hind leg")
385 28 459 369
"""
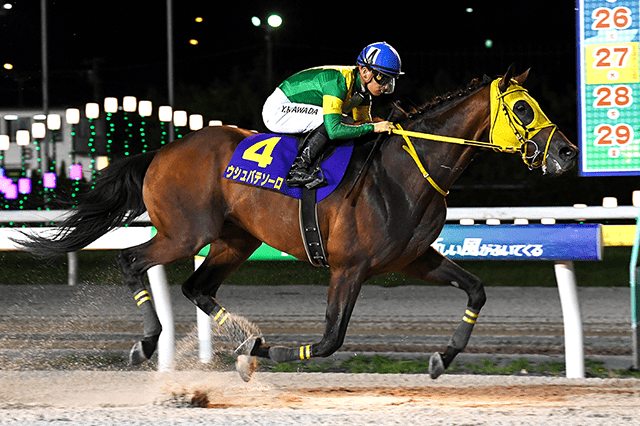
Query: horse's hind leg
116 233 210 364
116 240 164 364
180 224 262 345
401 247 486 379
180 224 261 313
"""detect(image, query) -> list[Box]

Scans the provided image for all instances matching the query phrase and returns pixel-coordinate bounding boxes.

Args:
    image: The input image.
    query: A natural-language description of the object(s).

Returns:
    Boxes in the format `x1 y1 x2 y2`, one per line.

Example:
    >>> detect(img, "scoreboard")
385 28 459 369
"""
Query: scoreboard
578 0 640 176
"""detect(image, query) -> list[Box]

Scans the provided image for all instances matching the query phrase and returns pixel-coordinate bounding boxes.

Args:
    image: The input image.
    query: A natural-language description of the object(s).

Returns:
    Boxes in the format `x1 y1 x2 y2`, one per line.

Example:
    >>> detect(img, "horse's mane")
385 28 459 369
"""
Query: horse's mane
392 75 493 121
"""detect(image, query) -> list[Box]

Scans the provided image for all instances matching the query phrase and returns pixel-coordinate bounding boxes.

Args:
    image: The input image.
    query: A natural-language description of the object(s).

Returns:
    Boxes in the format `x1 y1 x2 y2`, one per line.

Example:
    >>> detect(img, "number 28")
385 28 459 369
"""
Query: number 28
593 85 632 108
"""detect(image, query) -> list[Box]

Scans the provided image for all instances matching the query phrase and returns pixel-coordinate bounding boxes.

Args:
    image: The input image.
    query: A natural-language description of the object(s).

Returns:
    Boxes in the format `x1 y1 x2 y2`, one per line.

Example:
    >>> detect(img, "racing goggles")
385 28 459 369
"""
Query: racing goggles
373 70 396 94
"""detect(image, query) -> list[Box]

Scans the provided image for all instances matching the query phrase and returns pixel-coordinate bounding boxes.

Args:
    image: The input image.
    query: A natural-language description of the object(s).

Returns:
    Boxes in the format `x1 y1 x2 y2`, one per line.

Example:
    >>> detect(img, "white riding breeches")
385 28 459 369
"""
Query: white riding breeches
262 88 324 134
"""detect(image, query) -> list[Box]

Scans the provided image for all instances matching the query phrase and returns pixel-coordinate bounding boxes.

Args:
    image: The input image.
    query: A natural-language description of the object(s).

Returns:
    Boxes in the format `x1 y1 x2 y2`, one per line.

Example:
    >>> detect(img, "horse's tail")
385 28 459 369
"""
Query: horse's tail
14 151 157 258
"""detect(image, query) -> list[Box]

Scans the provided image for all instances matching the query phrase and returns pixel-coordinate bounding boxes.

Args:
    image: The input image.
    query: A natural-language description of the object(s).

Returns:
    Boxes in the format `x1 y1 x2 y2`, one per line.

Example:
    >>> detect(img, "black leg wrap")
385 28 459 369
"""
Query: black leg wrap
430 308 479 379
264 344 313 363
141 301 162 338
268 346 299 363
447 307 478 351
447 320 476 351
193 295 217 316
128 288 163 365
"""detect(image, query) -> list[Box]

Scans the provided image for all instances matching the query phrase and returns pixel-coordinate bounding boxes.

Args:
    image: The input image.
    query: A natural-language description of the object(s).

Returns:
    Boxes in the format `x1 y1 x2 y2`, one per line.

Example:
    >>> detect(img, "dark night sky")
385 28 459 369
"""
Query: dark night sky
0 1 579 110
4 1 639 206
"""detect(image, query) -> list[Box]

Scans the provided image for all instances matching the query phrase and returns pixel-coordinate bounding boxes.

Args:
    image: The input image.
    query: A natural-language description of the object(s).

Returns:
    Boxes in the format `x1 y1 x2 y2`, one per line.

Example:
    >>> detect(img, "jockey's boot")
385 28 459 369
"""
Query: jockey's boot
285 129 329 189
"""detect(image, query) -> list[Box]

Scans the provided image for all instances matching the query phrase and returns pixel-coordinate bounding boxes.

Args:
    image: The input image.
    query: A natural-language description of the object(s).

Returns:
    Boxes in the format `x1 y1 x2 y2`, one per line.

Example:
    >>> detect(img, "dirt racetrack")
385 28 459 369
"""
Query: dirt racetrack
1 371 639 425
0 285 638 424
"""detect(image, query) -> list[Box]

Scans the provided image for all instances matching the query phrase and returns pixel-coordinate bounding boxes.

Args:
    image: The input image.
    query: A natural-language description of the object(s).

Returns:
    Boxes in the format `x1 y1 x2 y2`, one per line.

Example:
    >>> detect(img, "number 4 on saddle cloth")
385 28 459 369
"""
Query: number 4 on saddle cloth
223 133 354 202
223 133 355 267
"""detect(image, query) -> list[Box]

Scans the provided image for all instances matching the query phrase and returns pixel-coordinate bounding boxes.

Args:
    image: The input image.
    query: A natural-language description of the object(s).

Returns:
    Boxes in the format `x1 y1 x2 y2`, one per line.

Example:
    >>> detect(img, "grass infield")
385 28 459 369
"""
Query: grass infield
21 352 640 378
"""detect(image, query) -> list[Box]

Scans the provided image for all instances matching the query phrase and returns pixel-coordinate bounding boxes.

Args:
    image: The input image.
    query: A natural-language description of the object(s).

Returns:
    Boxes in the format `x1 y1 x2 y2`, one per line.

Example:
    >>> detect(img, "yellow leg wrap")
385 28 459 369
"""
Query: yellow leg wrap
134 290 151 306
462 309 478 324
299 345 312 360
213 307 229 326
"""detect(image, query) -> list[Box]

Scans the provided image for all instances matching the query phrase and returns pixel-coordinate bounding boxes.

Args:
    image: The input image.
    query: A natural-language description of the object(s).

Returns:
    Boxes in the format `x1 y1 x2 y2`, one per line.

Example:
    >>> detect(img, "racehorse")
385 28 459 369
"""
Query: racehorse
16 66 578 379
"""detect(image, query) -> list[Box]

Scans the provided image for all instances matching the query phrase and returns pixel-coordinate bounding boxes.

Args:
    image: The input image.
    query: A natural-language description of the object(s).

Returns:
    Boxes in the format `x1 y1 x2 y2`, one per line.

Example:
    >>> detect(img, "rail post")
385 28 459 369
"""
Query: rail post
554 260 585 378
194 255 213 363
67 252 78 286
630 207 640 370
147 265 175 372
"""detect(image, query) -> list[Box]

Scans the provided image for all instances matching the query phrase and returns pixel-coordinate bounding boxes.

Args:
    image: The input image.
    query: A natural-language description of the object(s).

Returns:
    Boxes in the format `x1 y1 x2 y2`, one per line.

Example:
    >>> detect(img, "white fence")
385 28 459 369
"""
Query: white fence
1 205 639 376
1 205 637 224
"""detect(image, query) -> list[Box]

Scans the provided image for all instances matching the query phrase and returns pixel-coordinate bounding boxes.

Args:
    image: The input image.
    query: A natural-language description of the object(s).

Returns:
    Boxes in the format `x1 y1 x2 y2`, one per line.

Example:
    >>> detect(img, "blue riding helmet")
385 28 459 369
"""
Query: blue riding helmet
356 41 404 78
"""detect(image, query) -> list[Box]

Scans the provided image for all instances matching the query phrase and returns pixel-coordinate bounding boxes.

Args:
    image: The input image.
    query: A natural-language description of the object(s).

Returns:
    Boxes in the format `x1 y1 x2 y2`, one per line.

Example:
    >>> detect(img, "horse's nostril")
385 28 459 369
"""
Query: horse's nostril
560 146 577 160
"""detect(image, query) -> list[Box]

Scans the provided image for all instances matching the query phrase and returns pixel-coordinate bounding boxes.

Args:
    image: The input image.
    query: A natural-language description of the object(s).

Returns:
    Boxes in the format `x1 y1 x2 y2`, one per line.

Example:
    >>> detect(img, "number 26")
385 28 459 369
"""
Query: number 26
592 7 632 30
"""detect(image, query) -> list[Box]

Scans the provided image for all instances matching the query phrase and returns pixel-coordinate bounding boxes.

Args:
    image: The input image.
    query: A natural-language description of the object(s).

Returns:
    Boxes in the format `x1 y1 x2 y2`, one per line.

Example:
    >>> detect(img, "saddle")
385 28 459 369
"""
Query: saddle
224 133 354 268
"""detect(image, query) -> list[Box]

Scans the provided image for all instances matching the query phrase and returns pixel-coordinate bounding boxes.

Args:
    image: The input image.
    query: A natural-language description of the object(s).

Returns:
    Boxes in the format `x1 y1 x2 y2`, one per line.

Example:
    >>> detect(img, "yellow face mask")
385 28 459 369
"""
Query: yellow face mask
489 79 557 169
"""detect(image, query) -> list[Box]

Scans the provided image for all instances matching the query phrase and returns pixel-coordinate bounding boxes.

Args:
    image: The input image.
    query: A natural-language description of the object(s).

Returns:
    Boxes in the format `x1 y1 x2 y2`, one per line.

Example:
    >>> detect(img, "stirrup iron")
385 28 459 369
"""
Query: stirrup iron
304 166 328 189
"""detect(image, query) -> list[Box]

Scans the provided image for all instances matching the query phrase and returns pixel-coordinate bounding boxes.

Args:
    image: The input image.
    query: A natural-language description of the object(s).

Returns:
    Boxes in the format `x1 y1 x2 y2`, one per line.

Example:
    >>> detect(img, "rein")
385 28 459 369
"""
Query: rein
396 124 449 197
392 78 558 196
393 127 518 152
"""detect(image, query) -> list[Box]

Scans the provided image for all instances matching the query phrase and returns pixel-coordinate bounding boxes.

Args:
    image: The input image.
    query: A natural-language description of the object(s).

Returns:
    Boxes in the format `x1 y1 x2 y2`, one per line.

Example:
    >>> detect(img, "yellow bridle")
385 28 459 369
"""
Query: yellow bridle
489 78 557 169
392 78 558 197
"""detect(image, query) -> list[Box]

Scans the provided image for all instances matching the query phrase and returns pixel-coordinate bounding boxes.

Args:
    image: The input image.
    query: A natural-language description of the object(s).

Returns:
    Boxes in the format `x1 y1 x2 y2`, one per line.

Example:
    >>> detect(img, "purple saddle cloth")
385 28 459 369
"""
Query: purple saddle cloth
223 133 354 202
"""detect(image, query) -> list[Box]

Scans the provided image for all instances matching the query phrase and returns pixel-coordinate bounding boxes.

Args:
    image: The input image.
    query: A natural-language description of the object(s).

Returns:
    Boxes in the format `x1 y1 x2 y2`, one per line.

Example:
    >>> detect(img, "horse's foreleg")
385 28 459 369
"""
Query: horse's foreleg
401 247 486 379
116 242 163 364
254 267 364 363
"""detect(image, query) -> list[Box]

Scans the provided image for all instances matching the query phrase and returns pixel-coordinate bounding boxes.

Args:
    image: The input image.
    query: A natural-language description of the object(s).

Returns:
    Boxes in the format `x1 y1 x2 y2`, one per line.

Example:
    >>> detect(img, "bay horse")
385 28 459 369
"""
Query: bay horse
16 66 578 379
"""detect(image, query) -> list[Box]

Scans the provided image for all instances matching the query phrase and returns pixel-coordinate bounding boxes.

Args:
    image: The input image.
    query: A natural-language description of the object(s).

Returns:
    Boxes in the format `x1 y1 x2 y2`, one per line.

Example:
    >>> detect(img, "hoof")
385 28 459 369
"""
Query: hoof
236 355 258 382
429 352 445 379
268 346 295 363
129 341 148 365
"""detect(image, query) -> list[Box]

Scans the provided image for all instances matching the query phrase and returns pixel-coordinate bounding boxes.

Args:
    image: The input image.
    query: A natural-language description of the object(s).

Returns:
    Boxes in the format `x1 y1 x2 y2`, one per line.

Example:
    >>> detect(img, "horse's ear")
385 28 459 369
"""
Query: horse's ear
499 64 516 92
513 68 531 85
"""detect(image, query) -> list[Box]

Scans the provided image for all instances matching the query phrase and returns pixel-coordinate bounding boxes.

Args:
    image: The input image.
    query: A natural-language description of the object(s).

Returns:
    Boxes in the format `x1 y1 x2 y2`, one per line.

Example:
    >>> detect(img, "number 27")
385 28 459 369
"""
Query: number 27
593 46 631 69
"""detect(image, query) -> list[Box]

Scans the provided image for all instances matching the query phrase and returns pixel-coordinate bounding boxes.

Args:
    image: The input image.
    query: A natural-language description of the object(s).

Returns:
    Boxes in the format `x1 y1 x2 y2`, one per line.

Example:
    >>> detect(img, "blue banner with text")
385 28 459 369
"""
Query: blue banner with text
433 224 602 261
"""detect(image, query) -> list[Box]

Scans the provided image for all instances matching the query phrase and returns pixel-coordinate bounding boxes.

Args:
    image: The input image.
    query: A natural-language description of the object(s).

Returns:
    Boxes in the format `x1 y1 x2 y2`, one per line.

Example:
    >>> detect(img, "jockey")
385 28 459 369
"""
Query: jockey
262 41 403 189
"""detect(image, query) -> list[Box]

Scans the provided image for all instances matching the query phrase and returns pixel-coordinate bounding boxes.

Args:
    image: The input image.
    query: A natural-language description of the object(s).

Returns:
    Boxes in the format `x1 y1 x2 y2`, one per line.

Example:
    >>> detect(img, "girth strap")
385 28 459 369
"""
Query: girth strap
299 188 329 267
